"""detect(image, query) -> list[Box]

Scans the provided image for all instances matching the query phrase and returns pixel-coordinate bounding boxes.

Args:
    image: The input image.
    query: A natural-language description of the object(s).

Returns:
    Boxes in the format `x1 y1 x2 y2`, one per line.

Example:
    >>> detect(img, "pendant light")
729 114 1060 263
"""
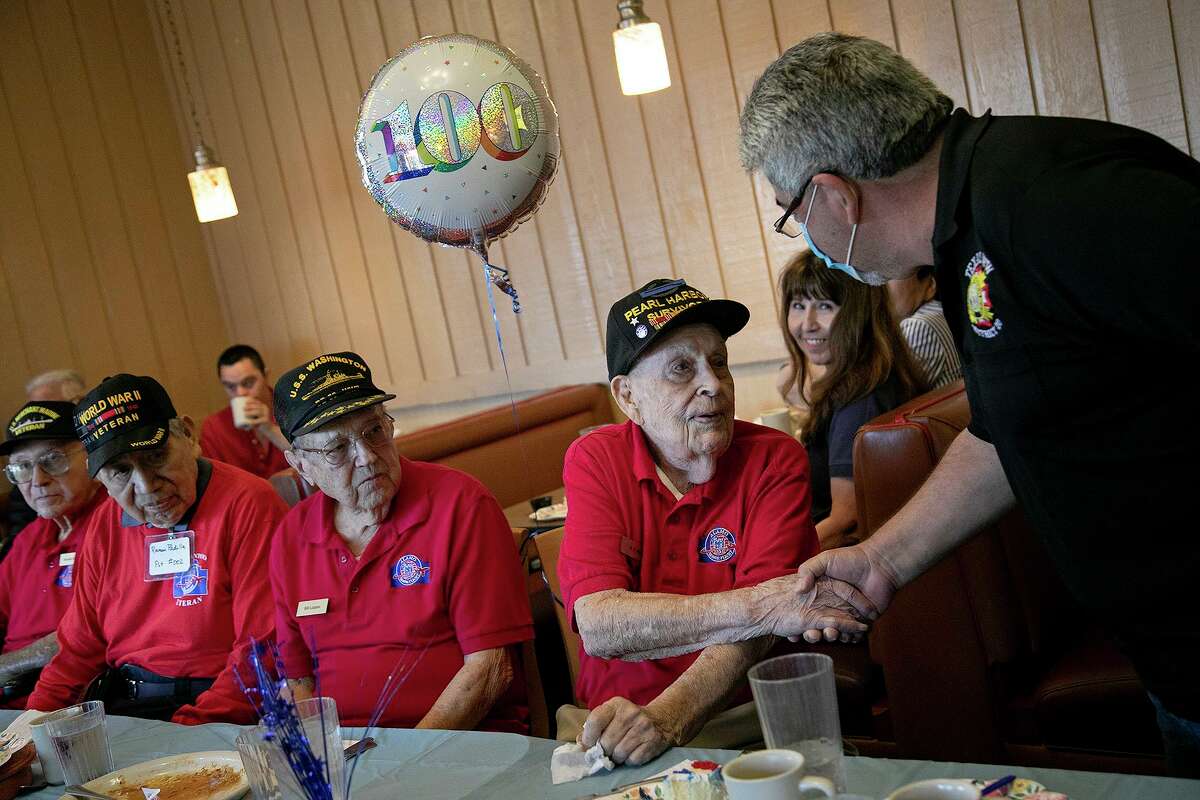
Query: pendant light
162 0 238 222
613 1 672 96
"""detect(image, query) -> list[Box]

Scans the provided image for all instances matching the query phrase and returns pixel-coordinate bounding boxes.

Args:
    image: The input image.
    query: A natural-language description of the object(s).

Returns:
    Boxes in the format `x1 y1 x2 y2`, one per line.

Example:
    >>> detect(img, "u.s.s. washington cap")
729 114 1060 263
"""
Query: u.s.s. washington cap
74 375 177 477
0 401 79 456
605 278 750 379
273 351 396 442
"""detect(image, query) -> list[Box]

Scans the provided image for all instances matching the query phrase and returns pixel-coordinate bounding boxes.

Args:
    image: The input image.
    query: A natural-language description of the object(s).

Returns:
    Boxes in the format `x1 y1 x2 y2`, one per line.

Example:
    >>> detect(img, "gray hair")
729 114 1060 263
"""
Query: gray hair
739 33 954 195
25 369 87 402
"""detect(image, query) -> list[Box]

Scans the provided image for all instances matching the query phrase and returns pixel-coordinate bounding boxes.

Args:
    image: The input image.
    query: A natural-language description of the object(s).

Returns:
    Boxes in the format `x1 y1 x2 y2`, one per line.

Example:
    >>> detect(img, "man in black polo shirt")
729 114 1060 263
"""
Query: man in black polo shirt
739 32 1200 776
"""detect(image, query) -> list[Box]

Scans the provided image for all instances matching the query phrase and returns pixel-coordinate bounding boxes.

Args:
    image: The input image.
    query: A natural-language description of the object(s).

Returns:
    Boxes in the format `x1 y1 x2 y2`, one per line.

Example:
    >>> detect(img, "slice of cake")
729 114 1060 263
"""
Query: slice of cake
620 760 727 800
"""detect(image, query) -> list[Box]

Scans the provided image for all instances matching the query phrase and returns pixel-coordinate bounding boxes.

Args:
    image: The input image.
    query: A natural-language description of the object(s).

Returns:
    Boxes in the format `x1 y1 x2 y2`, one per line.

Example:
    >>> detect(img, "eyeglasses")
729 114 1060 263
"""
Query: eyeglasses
293 415 395 468
98 441 176 486
773 176 814 239
4 448 79 484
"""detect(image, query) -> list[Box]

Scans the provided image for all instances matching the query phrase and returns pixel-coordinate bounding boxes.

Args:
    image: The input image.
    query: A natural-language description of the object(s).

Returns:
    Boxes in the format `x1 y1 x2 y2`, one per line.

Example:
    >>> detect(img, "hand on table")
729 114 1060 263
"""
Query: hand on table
792 544 899 642
580 696 677 766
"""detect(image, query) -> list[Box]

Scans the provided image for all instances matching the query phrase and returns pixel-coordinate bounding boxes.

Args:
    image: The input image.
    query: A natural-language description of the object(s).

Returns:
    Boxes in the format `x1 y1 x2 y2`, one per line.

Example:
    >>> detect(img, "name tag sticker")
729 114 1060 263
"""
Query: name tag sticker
59 552 76 567
144 531 195 581
296 598 329 617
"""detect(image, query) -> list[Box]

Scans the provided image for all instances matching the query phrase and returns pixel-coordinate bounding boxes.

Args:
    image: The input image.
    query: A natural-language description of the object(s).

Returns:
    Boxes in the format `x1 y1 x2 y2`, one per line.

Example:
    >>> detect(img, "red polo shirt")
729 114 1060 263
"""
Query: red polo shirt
27 459 286 724
559 419 819 708
0 489 106 709
200 407 289 480
270 458 533 731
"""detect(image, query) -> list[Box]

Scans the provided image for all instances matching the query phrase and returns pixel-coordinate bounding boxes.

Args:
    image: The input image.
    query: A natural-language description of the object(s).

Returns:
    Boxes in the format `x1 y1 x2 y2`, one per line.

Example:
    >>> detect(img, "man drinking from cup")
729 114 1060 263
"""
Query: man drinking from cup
199 345 290 479
0 402 106 708
26 374 286 723
556 278 870 765
267 352 534 730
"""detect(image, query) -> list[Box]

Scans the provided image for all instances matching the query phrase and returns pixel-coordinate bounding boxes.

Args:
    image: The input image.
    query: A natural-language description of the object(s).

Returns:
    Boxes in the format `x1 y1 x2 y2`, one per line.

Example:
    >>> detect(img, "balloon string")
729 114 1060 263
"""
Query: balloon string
479 255 524 442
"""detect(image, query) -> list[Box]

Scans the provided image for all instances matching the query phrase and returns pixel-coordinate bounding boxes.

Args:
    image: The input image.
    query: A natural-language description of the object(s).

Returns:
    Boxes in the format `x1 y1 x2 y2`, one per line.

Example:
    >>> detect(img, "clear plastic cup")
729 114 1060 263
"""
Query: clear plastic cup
748 653 848 792
236 697 344 800
42 701 113 785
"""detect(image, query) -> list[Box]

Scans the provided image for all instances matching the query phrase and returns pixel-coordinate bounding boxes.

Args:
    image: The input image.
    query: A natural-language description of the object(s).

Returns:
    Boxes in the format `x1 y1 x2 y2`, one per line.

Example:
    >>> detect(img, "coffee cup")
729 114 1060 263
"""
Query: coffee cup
757 408 794 436
231 396 254 429
884 779 980 800
723 749 835 800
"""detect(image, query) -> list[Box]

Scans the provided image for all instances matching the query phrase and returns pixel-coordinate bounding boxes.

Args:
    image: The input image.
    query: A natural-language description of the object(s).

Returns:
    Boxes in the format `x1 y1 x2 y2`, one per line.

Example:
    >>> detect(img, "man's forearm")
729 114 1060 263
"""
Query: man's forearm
865 428 1015 587
416 647 513 731
648 638 775 745
0 632 58 681
575 585 769 660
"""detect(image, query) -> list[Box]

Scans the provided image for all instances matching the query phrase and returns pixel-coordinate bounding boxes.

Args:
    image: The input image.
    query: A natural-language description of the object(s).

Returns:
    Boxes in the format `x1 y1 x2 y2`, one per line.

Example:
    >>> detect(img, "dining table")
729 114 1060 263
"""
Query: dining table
5 710 1198 800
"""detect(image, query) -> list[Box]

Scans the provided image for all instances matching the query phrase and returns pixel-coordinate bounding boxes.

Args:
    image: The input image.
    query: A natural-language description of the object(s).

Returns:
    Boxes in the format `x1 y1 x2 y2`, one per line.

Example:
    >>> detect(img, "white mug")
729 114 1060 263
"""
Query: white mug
884 779 981 800
757 408 794 436
723 749 835 800
230 396 254 430
28 708 80 785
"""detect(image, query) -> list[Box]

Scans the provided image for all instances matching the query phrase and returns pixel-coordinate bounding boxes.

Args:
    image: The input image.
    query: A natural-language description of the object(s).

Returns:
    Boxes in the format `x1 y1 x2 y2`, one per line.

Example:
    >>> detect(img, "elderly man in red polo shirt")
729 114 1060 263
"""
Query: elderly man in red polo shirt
557 278 870 765
268 352 533 731
0 401 106 708
27 374 286 723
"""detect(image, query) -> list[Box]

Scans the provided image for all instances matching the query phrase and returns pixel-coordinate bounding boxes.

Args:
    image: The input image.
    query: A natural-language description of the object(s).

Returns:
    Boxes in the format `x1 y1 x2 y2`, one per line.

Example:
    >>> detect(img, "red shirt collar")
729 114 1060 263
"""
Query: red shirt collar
628 421 723 508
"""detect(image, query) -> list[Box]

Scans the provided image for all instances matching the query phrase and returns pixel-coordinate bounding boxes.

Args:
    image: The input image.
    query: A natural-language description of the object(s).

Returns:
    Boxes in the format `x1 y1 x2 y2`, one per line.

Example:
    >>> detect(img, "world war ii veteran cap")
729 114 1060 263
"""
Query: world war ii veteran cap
0 401 80 456
606 278 750 379
74 374 178 477
274 351 396 443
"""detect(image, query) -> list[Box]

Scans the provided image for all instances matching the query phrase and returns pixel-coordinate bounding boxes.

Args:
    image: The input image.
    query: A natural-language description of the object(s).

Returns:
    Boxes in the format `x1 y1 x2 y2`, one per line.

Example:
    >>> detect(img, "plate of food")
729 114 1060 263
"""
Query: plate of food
59 751 247 800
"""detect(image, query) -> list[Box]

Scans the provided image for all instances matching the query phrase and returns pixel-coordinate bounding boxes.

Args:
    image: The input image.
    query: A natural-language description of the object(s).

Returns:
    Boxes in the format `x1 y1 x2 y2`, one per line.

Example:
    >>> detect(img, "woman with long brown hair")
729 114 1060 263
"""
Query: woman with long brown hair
776 250 927 549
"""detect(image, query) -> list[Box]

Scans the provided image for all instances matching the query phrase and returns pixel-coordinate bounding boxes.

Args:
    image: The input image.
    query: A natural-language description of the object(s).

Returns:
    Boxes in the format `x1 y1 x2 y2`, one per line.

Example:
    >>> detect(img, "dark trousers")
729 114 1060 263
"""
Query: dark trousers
86 664 214 721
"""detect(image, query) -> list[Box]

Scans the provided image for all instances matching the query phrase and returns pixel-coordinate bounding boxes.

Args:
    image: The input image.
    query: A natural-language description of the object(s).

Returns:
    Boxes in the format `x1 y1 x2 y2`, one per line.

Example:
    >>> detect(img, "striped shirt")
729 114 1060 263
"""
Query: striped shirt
900 300 962 389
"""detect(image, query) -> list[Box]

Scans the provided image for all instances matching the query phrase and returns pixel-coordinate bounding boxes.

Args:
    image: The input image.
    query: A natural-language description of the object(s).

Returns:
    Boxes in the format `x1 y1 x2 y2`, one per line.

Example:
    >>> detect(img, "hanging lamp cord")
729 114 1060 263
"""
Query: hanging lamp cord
161 0 203 145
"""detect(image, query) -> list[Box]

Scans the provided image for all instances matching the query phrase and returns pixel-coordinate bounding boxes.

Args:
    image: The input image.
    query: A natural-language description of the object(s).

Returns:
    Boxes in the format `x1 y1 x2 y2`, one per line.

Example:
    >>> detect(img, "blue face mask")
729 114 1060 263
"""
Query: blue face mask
800 185 881 285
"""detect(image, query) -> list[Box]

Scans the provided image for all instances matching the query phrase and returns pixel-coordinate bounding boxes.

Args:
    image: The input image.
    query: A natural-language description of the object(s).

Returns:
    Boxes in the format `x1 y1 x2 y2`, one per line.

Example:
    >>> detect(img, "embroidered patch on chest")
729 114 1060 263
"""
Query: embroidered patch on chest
965 251 1004 339
55 563 73 588
391 554 432 587
697 527 737 563
172 554 209 606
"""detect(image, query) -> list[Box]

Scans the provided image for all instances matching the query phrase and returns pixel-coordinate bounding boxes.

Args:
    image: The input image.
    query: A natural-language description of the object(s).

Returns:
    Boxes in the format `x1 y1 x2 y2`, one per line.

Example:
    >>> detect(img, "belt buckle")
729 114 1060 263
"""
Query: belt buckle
125 677 143 701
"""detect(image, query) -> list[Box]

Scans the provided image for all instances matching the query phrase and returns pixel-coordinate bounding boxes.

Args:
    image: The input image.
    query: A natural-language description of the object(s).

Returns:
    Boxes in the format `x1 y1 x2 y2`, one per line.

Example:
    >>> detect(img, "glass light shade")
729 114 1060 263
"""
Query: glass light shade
613 22 671 96
187 165 238 222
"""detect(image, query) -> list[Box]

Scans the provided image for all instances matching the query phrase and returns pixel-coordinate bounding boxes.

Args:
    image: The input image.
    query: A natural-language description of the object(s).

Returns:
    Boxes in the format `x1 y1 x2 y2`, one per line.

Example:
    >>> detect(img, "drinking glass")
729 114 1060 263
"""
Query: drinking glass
748 653 847 792
42 701 113 785
235 697 345 800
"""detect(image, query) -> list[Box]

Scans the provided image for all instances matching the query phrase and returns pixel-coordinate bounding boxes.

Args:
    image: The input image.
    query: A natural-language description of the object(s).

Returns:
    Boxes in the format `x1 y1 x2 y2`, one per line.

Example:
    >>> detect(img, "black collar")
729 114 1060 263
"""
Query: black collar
931 109 994 251
120 458 213 531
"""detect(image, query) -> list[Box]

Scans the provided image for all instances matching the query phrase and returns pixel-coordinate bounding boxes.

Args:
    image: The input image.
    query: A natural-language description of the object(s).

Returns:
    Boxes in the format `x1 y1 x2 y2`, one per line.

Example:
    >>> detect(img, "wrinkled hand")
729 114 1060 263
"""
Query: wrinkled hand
580 696 677 766
793 545 899 643
754 573 874 644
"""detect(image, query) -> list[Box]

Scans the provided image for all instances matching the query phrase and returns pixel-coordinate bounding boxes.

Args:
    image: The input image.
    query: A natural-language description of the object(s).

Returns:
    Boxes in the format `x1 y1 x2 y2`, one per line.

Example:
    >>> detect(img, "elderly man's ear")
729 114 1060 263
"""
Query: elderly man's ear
284 447 310 482
610 375 644 426
173 415 201 456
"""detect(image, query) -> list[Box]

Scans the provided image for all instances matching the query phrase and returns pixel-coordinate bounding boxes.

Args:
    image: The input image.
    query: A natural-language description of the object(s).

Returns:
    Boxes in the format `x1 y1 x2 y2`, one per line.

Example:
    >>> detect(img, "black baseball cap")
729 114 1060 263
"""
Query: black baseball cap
74 375 177 477
274 351 396 442
0 401 80 456
606 278 750 379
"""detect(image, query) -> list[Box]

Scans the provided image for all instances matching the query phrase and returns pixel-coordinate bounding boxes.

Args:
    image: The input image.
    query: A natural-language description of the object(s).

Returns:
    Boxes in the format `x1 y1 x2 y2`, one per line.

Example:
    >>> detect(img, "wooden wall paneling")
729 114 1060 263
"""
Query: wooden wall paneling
368 0 465 380
665 0 779 358
410 0 497 376
445 0 529 372
207 0 322 365
531 0 634 327
305 0 428 384
954 0 1036 115
626 1 723 302
1093 0 1189 150
1019 0 1107 120
0 249 30 418
269 0 399 380
574 0 674 291
124 0 229 414
770 0 833 51
491 0 604 361
173 0 264 353
73 0 210 408
26 0 165 376
720 0 795 325
828 0 897 46
1169 0 1199 156
890 0 971 108
0 6 107 382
